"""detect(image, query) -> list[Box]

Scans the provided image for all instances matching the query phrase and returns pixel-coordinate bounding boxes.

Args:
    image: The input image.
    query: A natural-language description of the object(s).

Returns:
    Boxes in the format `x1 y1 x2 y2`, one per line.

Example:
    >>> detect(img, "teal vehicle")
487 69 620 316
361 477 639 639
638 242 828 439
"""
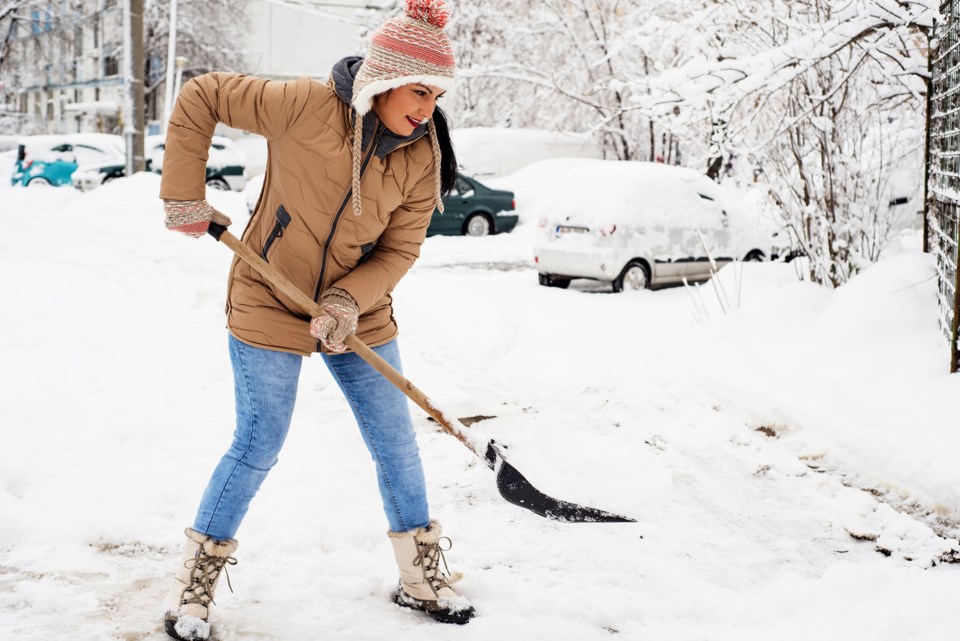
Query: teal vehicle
11 134 126 187
11 142 76 186
427 175 518 237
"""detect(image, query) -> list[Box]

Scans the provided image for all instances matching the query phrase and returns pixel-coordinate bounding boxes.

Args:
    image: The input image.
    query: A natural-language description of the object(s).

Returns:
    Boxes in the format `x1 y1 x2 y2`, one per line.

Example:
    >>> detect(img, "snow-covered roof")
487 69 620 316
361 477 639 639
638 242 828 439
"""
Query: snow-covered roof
62 101 120 116
17 134 125 157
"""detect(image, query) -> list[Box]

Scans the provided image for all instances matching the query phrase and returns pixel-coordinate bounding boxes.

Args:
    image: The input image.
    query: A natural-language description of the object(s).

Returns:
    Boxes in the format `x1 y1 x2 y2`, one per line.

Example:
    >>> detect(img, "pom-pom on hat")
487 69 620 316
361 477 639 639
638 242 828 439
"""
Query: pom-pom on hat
348 0 455 217
351 0 456 117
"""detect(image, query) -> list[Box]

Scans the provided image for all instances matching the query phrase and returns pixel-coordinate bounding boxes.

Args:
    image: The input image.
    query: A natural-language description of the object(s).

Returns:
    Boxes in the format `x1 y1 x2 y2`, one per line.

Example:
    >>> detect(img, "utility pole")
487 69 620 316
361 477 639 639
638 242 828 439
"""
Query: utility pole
162 0 179 134
123 0 145 174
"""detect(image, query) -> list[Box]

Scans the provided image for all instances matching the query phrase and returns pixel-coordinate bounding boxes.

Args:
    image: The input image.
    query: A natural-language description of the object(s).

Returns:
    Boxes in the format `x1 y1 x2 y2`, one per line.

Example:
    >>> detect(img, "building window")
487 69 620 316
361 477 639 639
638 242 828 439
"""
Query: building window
104 45 120 77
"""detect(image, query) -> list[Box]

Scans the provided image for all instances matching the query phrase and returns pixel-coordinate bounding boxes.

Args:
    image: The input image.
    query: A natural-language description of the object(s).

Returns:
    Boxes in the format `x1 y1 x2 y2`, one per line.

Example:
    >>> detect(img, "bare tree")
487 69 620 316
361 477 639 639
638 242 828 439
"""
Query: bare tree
0 1 32 70
361 0 929 286
632 0 931 285
143 0 251 118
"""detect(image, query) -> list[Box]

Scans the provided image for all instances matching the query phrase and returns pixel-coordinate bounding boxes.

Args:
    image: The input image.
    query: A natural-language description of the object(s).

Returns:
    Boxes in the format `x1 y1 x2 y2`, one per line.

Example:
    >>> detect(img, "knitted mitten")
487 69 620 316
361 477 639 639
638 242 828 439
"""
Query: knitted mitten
163 199 233 238
309 287 360 352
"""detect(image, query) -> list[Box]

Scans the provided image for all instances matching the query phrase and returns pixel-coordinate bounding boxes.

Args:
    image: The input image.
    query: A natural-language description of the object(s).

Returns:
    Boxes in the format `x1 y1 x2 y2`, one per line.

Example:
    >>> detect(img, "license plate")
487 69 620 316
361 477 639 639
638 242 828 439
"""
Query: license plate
556 225 590 234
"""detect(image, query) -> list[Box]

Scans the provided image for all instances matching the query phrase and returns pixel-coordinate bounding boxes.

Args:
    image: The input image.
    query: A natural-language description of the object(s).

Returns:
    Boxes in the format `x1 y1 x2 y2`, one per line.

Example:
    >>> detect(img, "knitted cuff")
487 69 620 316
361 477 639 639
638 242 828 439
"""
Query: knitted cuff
321 287 359 313
163 199 232 238
164 199 212 237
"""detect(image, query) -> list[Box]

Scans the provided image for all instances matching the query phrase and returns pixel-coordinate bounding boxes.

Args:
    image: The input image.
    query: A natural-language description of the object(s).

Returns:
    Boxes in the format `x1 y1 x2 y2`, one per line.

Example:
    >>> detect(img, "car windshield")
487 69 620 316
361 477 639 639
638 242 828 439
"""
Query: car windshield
72 145 112 165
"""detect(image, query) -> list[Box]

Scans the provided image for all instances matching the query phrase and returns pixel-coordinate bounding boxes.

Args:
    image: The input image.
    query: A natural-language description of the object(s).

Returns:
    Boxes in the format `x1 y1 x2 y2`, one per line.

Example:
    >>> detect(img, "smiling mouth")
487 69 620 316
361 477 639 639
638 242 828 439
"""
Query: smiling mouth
406 116 425 127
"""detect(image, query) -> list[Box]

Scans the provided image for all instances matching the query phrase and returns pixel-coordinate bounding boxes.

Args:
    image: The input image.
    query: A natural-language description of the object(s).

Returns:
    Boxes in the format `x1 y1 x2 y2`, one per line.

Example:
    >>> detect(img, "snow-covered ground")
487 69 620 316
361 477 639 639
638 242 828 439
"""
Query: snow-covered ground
2 168 959 641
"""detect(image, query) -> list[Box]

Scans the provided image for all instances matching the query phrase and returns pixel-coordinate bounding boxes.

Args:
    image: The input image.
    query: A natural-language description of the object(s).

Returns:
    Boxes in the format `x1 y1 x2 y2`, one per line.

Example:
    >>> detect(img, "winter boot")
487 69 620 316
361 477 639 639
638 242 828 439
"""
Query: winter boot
388 520 476 624
162 528 238 641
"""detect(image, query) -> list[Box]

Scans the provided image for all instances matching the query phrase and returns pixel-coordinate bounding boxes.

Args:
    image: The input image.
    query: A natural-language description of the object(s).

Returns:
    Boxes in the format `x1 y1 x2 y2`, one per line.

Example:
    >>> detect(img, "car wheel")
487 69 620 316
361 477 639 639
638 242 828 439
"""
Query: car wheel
744 250 765 262
206 177 230 191
464 214 492 237
27 177 52 187
538 273 571 289
613 260 649 293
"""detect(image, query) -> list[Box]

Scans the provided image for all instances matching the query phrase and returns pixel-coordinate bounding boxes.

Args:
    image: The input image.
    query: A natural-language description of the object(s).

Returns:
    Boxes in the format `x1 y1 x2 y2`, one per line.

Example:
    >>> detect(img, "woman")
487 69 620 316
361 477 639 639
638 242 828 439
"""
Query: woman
159 2 474 639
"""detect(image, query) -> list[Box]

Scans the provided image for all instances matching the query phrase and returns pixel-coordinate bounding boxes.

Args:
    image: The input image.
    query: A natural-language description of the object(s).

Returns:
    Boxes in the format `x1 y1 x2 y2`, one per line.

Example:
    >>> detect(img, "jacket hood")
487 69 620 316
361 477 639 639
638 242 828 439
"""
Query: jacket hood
330 56 427 159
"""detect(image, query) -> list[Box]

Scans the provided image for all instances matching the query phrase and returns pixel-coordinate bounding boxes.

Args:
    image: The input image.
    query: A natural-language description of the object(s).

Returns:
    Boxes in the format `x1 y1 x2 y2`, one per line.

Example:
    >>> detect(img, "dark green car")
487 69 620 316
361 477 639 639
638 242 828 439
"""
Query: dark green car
427 175 518 236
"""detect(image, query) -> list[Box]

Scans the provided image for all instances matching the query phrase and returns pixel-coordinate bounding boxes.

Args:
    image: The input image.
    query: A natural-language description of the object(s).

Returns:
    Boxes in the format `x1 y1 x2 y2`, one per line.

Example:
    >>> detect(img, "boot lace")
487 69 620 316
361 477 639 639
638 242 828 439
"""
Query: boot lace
413 536 459 598
180 551 238 608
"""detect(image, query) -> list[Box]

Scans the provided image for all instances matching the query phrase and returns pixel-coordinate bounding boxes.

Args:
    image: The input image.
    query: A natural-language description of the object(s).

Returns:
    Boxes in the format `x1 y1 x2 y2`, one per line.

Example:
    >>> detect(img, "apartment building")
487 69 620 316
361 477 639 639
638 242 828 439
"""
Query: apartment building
2 1 125 134
0 0 365 135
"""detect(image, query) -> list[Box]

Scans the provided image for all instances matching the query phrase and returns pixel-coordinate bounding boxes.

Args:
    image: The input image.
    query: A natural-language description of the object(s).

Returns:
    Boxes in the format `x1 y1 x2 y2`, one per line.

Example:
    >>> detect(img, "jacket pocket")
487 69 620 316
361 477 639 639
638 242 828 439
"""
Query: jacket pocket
261 205 292 261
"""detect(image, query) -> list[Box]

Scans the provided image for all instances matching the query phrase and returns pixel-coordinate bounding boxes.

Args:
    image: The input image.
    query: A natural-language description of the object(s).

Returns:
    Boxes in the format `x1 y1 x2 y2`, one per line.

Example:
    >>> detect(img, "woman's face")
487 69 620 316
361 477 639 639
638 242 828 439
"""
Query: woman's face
373 84 445 136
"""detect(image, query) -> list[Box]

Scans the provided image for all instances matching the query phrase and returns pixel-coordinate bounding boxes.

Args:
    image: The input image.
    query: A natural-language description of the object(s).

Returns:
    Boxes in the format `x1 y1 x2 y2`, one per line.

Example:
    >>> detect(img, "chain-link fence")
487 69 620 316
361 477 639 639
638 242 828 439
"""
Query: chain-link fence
929 0 960 373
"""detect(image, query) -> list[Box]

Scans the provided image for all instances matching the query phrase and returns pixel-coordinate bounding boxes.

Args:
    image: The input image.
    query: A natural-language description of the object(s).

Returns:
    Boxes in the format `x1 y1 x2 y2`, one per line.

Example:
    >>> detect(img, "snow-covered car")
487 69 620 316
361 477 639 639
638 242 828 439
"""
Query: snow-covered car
73 134 247 192
533 160 779 292
11 134 125 188
147 135 247 192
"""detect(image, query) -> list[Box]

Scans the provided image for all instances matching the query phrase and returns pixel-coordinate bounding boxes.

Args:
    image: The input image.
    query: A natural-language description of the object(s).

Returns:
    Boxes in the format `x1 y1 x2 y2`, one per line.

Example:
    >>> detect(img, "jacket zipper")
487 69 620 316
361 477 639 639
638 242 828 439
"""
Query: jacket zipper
261 204 291 261
312 121 384 350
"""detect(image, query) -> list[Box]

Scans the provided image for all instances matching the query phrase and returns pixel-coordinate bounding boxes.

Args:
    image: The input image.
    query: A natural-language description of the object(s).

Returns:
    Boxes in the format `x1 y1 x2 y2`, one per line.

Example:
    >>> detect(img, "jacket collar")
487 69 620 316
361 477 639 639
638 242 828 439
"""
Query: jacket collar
330 56 427 159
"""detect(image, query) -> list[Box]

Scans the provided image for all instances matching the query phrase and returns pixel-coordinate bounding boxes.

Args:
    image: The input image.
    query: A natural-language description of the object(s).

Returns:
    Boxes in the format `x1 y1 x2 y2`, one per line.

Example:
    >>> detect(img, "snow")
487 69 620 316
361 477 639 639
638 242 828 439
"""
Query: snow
16 133 126 153
62 101 121 116
173 615 211 640
494 158 742 227
639 1 937 115
2 154 960 640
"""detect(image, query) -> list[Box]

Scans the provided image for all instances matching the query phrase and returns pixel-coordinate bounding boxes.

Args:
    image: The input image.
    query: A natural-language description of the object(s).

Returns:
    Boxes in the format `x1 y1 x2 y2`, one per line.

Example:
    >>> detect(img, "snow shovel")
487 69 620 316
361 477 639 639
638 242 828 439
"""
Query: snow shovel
207 222 635 523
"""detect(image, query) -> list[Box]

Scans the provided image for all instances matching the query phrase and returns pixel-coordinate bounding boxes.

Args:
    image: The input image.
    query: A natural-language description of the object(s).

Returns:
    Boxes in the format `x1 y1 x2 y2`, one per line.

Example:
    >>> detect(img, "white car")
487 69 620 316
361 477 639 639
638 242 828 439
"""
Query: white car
533 160 780 291
146 134 247 192
74 134 248 192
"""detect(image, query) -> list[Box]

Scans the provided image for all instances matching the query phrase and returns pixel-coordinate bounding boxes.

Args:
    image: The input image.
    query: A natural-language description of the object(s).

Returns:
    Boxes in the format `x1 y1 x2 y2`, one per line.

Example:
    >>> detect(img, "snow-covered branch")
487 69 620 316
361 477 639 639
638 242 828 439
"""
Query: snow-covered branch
636 0 936 115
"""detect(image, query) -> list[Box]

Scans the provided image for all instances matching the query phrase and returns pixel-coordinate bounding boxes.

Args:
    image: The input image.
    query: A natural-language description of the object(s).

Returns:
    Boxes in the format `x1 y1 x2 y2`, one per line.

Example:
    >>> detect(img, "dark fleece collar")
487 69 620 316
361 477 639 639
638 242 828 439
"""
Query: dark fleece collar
330 56 428 159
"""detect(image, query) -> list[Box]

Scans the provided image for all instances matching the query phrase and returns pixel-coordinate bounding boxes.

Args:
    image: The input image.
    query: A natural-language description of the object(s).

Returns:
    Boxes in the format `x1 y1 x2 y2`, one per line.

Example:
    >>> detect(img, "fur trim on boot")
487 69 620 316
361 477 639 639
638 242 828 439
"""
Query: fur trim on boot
163 528 238 641
388 520 475 624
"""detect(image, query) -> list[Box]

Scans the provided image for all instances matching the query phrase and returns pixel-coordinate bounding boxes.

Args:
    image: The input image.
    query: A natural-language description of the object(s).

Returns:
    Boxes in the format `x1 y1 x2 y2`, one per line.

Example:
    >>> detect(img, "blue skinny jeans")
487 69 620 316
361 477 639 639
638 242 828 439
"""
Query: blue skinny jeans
193 334 430 540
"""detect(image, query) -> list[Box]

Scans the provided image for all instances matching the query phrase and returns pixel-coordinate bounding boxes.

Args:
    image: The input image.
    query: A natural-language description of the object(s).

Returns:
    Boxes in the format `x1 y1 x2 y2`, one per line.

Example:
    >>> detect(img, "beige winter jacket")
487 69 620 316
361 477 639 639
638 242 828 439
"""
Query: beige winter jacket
159 61 438 356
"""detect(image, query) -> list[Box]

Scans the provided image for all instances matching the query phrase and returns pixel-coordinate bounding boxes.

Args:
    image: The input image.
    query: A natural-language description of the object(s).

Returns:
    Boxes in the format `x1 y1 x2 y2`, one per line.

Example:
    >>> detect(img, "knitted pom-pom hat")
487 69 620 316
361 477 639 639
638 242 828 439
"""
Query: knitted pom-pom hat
349 0 455 217
352 0 455 117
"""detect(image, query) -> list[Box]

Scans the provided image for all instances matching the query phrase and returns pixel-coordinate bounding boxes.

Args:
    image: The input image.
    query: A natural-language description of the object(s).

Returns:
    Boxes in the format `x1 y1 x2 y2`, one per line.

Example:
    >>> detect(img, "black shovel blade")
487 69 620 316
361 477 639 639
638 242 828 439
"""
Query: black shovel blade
485 441 636 523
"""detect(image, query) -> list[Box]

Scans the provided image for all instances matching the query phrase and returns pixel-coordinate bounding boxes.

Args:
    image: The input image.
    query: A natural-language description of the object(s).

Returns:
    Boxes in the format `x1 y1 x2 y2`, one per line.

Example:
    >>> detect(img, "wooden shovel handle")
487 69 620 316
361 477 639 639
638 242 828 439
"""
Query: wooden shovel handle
207 223 483 459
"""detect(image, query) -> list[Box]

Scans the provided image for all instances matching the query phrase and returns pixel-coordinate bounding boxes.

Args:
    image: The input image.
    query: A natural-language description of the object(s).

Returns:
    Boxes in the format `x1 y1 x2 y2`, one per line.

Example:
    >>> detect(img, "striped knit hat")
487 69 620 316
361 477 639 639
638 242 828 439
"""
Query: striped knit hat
349 0 455 216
